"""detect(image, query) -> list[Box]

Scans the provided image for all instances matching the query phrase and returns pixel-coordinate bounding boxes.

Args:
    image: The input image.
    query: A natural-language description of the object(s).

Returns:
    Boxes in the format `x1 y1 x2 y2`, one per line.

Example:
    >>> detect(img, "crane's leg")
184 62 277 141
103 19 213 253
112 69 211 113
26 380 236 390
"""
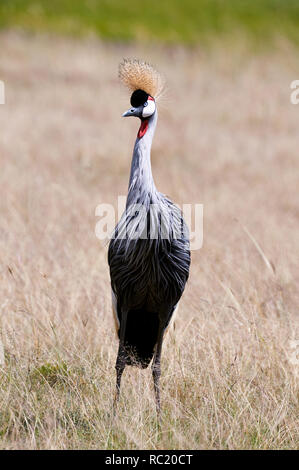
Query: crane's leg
113 310 128 413
152 323 165 418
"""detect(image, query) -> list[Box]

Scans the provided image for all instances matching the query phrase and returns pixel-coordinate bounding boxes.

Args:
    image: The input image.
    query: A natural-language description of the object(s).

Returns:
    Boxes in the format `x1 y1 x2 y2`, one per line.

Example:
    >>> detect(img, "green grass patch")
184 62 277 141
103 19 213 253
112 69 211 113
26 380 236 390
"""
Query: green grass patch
0 0 299 46
31 361 68 387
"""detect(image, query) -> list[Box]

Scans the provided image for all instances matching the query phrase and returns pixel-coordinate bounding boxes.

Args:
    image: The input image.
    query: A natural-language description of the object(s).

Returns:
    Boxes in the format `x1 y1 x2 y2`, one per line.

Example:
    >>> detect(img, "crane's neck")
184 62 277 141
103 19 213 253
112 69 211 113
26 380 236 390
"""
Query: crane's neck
127 111 158 207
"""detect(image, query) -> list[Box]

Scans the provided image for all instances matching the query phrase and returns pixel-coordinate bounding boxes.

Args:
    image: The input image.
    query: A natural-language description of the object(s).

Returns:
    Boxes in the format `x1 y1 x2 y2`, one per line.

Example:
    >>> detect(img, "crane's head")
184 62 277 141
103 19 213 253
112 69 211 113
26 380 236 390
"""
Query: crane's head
122 89 156 119
119 58 165 133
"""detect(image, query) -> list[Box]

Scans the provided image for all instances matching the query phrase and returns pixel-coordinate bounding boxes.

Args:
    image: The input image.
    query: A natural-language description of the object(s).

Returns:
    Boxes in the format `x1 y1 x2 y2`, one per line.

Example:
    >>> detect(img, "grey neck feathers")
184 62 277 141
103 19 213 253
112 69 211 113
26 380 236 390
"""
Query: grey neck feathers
127 111 158 208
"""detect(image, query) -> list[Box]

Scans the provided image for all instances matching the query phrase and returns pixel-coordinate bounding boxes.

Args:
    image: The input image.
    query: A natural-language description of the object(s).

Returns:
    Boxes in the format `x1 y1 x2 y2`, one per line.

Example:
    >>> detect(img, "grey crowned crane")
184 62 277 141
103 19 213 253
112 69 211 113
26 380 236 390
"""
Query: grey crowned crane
108 59 190 416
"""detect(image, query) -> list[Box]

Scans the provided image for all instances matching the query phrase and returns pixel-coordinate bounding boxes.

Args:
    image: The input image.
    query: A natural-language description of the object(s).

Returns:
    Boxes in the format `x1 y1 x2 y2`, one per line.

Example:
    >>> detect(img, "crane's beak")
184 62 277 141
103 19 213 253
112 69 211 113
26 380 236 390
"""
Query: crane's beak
122 107 139 117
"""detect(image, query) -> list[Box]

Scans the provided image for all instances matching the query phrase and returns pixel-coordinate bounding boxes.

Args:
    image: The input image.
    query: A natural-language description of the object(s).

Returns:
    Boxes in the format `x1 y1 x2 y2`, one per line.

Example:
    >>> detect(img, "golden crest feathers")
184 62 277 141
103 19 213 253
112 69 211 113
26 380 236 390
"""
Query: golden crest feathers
119 58 165 100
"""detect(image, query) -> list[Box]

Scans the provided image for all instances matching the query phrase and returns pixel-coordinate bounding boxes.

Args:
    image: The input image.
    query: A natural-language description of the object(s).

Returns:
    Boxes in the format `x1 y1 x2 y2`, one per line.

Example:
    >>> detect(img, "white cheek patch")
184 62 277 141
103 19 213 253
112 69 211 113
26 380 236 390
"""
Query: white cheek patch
142 99 156 118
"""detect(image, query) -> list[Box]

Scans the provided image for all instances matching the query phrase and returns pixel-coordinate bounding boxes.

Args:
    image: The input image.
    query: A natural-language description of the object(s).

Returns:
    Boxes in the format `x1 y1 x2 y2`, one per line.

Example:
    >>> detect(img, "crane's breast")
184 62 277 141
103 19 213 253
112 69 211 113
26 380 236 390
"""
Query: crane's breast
108 198 190 311
109 236 190 312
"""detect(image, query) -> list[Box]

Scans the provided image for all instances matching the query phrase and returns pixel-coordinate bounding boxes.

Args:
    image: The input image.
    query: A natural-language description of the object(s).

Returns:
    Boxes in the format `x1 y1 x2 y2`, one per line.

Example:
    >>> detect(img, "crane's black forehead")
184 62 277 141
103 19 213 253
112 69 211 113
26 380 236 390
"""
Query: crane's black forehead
130 89 149 107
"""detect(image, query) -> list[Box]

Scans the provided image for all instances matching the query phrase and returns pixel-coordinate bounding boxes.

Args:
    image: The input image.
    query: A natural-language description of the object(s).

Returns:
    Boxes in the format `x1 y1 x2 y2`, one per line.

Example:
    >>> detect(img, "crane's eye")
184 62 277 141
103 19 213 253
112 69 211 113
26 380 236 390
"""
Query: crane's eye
143 102 148 107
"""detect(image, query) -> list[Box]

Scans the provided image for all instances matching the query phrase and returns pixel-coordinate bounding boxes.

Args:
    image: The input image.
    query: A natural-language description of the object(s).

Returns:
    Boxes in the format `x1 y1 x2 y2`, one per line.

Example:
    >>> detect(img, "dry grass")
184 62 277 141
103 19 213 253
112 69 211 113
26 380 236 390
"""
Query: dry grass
0 31 298 449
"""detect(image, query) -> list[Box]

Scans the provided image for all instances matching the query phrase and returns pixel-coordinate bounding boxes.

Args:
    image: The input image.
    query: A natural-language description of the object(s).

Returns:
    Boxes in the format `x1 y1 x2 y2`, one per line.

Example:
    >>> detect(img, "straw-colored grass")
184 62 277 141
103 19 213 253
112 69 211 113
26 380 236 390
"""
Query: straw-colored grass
0 32 298 449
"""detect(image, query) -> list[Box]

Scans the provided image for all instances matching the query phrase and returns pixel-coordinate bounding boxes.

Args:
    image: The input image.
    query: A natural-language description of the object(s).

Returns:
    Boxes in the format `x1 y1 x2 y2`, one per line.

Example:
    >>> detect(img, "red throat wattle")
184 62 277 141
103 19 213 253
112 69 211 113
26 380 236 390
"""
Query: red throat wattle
138 120 149 138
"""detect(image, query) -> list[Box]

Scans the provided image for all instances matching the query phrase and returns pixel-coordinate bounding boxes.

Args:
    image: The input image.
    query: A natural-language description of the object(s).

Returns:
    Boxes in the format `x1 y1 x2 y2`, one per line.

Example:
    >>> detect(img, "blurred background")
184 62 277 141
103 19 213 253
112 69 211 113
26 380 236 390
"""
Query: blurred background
1 0 299 45
0 0 298 450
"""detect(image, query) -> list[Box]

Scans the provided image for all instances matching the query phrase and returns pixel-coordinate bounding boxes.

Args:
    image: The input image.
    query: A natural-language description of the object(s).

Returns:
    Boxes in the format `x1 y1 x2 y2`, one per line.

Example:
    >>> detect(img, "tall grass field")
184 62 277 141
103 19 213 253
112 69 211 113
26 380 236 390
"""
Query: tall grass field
0 1 298 450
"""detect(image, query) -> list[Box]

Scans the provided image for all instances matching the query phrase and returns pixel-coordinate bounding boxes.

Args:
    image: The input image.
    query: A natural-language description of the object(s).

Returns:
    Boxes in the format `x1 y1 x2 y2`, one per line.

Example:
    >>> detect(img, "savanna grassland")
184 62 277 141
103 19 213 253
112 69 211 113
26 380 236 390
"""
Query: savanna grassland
0 15 299 449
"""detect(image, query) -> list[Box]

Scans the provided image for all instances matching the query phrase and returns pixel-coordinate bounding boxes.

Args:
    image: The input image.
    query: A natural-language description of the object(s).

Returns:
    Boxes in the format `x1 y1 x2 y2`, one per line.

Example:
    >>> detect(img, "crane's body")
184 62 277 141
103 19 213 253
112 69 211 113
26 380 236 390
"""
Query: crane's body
108 60 190 414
